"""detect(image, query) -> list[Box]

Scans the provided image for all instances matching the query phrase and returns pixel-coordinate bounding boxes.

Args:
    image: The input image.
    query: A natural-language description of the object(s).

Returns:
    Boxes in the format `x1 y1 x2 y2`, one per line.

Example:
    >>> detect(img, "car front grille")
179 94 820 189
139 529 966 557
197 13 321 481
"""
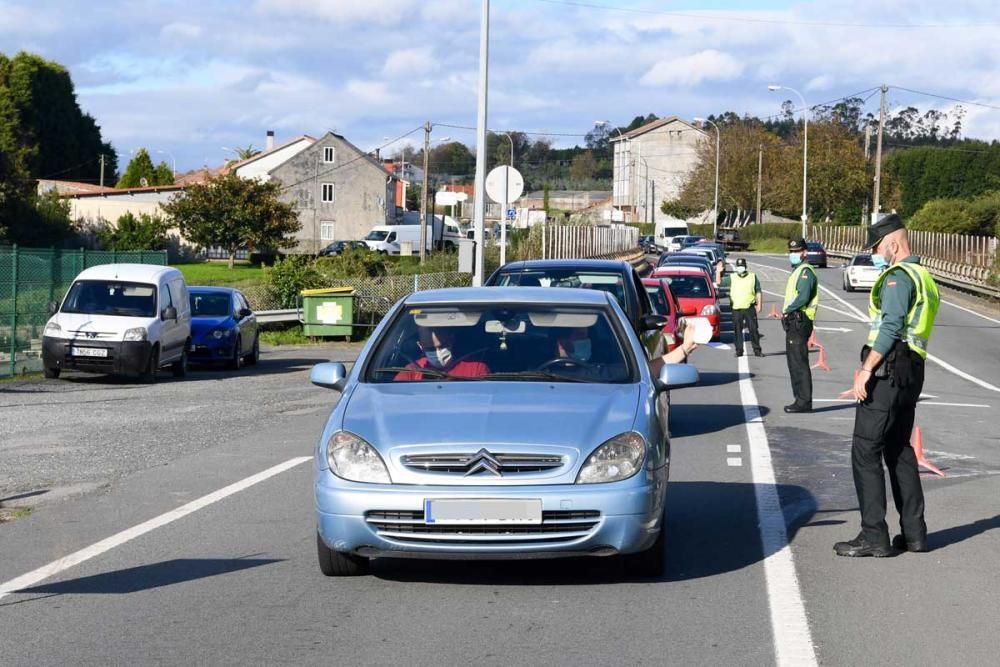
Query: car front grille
365 509 601 545
401 452 564 475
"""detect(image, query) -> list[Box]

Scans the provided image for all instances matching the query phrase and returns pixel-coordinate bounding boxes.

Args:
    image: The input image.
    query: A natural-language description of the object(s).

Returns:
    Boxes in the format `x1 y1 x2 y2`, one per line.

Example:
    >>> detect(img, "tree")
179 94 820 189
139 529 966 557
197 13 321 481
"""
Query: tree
162 173 300 268
117 149 157 188
97 212 170 250
234 145 260 161
153 161 174 185
570 150 597 181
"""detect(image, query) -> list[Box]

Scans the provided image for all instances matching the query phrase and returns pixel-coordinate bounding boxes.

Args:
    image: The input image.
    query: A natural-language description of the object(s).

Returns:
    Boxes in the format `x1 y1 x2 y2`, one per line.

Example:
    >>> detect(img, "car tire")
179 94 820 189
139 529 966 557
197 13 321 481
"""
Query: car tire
843 277 854 293
244 336 259 366
623 521 666 578
43 366 60 379
228 336 243 371
140 346 159 384
317 532 368 576
172 346 189 378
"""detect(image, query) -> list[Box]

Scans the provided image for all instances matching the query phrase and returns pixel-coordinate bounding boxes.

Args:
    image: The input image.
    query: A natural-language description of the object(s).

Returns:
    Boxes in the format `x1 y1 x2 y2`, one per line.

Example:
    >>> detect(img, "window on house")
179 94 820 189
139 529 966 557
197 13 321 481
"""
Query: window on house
321 183 335 203
320 222 335 240
323 146 335 163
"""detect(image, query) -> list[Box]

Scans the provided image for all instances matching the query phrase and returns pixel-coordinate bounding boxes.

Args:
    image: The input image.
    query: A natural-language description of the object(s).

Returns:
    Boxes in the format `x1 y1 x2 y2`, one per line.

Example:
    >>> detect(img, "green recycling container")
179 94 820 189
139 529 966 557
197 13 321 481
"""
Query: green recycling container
299 287 355 339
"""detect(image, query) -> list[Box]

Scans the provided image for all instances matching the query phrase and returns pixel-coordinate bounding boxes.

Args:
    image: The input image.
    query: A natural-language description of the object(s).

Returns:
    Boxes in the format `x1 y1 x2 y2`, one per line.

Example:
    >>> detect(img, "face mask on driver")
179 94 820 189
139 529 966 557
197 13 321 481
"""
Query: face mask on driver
570 339 592 362
425 347 453 368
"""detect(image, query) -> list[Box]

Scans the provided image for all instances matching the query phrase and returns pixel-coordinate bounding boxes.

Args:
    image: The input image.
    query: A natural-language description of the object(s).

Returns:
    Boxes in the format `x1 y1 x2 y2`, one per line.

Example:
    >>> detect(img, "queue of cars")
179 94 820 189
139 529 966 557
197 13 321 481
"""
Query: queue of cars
42 263 259 381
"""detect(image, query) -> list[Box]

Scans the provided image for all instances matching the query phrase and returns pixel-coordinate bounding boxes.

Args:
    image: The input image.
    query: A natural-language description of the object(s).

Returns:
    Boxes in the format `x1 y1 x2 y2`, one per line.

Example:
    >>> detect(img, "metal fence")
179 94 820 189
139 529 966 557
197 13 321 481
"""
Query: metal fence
540 224 639 260
0 246 168 377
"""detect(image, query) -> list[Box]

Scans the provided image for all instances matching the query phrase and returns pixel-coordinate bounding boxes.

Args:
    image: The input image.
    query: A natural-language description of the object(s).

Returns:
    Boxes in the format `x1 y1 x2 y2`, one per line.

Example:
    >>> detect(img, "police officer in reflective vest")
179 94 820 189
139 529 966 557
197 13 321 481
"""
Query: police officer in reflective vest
729 258 763 358
834 214 940 557
782 238 819 413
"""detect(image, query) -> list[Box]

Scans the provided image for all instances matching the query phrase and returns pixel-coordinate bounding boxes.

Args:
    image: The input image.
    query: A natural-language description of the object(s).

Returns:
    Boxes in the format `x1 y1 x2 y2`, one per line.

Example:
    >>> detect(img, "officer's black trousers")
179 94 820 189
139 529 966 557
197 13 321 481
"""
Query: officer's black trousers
784 316 813 407
851 360 926 546
732 308 762 355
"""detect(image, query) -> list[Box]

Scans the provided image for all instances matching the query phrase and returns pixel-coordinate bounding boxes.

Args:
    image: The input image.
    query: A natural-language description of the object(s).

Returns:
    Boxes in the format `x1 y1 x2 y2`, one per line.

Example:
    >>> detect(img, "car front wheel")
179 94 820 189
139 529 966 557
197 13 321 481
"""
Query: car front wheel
317 532 369 576
172 346 188 378
228 336 243 370
623 522 665 578
244 336 259 366
44 366 60 379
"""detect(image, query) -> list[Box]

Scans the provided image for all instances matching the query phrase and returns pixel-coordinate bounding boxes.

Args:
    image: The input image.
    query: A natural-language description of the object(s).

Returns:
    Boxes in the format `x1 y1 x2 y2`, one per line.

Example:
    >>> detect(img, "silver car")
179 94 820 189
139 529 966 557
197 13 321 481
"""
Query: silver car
310 287 698 577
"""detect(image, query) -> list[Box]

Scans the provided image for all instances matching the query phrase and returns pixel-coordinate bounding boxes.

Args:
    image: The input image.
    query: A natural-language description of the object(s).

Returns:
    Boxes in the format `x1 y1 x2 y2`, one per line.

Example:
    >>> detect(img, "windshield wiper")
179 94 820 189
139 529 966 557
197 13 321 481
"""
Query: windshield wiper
372 366 482 381
482 370 588 383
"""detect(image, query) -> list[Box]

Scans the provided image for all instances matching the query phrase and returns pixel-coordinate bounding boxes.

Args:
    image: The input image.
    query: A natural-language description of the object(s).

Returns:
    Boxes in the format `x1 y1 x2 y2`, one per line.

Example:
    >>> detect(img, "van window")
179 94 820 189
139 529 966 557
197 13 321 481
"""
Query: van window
168 279 186 313
160 283 173 312
386 232 396 243
61 280 157 318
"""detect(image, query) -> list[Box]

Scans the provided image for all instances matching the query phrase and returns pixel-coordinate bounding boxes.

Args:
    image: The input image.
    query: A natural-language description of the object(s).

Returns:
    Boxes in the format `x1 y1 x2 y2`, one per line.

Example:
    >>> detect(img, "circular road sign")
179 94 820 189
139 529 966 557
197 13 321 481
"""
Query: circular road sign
485 165 524 204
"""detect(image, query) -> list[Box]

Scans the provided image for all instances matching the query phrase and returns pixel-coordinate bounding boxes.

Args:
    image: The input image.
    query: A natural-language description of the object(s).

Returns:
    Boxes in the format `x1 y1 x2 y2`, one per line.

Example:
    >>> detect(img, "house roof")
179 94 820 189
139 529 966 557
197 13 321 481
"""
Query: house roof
610 116 705 141
57 184 188 199
37 180 117 195
229 134 317 171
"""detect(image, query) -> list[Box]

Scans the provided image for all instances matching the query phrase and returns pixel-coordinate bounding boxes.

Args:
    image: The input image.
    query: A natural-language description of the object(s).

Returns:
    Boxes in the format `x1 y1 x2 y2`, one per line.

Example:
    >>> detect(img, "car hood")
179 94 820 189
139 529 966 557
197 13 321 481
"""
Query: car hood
341 381 642 484
47 312 153 342
191 315 233 332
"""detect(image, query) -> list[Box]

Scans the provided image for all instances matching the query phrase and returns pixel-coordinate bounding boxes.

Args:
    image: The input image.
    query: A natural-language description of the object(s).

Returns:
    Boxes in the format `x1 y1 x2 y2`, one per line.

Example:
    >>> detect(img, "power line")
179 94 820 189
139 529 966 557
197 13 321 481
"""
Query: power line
38 155 102 180
434 122 587 138
534 0 1000 29
890 86 1000 112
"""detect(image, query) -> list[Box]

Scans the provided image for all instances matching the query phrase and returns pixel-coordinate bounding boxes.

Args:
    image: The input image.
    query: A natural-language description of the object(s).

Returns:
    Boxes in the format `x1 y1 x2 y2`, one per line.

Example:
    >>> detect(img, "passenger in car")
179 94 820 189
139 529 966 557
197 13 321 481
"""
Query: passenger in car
394 326 490 380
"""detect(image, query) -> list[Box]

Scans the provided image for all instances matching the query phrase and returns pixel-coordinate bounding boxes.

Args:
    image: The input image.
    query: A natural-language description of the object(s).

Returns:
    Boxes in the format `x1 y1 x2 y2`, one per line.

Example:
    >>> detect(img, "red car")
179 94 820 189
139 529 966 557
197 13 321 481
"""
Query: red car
652 266 721 341
641 278 681 352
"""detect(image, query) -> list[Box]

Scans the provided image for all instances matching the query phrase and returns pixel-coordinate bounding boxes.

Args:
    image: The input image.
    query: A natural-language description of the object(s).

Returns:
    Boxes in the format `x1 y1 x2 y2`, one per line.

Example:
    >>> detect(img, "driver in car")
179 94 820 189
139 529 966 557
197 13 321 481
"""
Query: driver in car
394 326 490 381
553 321 699 380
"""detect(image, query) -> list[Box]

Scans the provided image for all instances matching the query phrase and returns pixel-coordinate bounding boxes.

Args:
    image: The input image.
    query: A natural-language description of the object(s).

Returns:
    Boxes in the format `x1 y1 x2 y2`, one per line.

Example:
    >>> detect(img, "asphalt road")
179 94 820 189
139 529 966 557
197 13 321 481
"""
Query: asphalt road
2 260 999 666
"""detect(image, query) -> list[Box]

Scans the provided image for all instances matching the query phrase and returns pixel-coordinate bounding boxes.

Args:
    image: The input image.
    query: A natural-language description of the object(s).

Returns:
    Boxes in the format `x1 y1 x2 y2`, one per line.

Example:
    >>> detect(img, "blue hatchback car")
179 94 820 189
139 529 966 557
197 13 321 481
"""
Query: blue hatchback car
188 287 260 369
309 287 698 577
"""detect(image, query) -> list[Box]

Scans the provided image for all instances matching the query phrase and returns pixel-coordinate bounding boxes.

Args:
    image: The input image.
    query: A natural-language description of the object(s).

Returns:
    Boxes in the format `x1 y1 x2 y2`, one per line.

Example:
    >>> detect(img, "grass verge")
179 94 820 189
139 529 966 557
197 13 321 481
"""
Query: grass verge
747 238 791 254
172 262 266 287
0 505 33 523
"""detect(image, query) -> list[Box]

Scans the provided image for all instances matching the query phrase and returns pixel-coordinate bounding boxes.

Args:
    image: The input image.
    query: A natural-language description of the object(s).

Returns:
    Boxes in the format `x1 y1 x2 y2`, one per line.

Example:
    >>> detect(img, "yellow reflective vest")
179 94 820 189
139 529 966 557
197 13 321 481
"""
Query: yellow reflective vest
867 262 940 359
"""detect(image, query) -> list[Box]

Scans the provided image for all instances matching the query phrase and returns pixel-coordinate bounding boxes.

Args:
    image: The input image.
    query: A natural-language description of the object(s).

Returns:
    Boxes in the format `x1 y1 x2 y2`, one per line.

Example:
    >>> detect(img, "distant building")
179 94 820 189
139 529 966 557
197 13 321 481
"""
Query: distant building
610 116 705 224
516 190 611 212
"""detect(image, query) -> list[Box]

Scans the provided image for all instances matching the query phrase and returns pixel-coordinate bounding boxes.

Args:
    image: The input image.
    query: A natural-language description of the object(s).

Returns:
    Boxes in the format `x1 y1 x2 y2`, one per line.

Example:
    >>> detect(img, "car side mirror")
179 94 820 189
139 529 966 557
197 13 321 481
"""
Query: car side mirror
47 300 59 315
162 306 177 321
656 363 699 392
641 314 668 331
311 362 348 391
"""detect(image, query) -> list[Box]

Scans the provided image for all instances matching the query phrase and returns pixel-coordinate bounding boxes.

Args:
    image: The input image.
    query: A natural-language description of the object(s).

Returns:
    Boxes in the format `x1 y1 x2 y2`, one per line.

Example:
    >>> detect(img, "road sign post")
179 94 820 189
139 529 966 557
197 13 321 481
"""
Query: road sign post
486 165 523 267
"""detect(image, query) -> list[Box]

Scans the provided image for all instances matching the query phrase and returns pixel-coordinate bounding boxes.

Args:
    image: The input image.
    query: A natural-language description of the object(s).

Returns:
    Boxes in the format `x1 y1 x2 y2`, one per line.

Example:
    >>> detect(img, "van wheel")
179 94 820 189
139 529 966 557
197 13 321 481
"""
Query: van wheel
228 336 243 370
172 346 189 378
44 366 60 379
317 532 368 576
244 336 259 366
140 346 159 384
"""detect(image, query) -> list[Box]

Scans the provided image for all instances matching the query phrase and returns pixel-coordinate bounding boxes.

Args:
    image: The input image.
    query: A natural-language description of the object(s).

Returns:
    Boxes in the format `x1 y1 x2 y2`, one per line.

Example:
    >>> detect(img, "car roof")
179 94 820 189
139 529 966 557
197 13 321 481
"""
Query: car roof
74 263 182 283
404 286 614 306
189 286 238 294
496 259 631 271
655 266 707 274
641 277 670 286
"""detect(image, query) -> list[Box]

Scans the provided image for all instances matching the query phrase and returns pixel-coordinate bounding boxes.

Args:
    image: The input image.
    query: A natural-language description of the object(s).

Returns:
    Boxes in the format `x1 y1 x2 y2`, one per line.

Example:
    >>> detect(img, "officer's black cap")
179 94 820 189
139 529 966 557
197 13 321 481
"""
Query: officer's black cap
788 238 807 252
735 257 747 267
863 213 905 250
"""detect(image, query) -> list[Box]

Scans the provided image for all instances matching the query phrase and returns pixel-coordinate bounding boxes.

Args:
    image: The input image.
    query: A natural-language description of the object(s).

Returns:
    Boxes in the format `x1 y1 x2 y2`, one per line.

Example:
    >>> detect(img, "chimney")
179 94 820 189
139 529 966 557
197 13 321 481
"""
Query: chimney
266 130 275 151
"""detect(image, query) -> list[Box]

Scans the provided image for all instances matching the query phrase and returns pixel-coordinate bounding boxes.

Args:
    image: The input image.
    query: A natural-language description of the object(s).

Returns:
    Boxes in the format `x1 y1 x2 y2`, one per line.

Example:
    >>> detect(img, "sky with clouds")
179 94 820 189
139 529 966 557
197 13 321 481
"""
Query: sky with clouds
1 0 998 173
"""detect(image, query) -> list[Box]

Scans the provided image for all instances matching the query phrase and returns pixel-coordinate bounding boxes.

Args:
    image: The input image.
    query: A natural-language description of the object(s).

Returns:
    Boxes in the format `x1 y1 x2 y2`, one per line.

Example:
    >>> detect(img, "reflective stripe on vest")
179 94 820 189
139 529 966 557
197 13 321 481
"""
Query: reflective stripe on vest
730 272 758 310
783 263 818 320
867 262 940 359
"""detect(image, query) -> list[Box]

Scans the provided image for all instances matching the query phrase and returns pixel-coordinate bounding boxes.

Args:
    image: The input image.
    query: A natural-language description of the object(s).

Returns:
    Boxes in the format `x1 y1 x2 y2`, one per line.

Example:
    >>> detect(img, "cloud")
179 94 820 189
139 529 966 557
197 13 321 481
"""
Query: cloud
382 47 437 78
345 79 394 105
160 22 202 40
254 0 412 26
640 50 745 87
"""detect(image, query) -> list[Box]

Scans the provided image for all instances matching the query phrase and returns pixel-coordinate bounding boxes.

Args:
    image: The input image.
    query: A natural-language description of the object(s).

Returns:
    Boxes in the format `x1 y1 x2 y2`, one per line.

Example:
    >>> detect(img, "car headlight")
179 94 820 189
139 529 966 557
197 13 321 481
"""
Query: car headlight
325 431 391 484
44 321 61 336
577 432 646 484
700 304 720 316
123 327 147 341
211 329 232 339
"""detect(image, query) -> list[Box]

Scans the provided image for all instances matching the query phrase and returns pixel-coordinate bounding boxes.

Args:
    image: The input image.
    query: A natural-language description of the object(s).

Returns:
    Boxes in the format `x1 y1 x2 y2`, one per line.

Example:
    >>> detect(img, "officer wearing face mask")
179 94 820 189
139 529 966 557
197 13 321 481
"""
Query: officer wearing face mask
782 238 819 413
834 214 940 558
729 257 763 358
394 326 490 380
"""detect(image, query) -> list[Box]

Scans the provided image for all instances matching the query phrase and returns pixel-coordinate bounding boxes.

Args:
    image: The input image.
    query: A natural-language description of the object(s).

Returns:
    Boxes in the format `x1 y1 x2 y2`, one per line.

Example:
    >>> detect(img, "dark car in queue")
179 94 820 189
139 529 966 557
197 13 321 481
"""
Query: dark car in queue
485 259 667 361
318 240 369 257
806 241 828 268
188 287 260 369
639 235 660 254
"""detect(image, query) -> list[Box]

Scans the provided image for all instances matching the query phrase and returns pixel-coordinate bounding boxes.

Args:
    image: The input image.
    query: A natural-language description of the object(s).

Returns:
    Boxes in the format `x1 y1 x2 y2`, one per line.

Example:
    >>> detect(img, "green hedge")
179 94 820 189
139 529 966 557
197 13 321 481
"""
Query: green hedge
689 223 803 242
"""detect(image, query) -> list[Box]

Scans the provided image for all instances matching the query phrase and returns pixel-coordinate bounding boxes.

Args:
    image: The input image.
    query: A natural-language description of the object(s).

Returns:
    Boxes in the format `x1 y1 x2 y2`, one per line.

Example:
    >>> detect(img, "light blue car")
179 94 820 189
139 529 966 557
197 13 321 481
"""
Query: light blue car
310 287 698 577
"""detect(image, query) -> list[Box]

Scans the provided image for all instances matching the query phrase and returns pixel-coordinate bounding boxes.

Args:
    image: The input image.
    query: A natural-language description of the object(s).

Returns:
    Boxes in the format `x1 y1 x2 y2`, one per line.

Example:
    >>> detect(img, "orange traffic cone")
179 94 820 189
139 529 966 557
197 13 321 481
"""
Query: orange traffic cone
912 427 945 477
807 329 819 349
838 370 860 399
810 343 831 371
768 303 781 319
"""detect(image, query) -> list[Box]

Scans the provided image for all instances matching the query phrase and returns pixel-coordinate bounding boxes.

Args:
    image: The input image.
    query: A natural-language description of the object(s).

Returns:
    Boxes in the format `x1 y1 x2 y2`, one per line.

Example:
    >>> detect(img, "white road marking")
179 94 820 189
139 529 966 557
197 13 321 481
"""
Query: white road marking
941 299 1000 325
759 261 1000 394
727 457 743 467
736 354 818 666
0 456 312 601
727 444 743 453
813 398 989 409
814 326 852 333
761 289 860 321
708 342 732 350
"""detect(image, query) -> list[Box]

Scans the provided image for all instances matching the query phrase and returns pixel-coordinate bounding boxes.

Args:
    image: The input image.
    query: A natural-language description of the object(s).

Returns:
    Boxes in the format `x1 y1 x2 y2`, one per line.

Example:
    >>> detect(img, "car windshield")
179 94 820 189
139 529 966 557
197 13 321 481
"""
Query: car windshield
807 243 824 250
661 274 711 298
190 292 232 317
491 269 627 310
367 304 633 384
366 230 389 241
853 255 874 266
644 286 672 316
61 280 157 318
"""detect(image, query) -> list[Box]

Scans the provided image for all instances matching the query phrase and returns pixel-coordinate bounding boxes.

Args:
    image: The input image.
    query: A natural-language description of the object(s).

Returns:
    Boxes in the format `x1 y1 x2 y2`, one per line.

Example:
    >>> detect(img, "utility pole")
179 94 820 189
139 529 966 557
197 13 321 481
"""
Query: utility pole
99 154 106 188
756 144 763 226
419 121 431 264
872 83 888 224
862 122 872 224
472 0 489 286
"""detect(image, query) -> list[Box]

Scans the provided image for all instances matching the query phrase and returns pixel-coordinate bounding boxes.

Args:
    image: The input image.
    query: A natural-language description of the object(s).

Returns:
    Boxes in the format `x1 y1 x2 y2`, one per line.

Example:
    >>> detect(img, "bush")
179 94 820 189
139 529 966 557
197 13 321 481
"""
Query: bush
263 255 324 308
315 248 388 279
96 212 170 250
689 222 802 242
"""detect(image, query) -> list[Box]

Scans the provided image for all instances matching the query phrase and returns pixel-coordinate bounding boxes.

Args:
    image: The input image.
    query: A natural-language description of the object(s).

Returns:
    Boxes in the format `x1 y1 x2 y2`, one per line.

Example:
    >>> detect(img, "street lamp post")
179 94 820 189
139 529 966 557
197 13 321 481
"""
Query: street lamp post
768 84 809 238
639 157 650 223
472 0 490 286
693 117 720 238
596 120 624 222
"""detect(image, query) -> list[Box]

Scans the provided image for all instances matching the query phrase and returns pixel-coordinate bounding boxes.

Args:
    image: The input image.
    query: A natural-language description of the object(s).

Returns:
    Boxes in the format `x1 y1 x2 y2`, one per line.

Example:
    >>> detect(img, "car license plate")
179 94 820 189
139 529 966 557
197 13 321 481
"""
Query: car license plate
424 498 542 525
70 346 108 358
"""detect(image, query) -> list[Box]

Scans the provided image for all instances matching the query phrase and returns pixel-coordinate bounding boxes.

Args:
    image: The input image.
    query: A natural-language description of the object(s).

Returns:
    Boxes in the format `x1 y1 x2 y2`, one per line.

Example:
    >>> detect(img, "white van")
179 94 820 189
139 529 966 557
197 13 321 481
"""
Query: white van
41 264 192 382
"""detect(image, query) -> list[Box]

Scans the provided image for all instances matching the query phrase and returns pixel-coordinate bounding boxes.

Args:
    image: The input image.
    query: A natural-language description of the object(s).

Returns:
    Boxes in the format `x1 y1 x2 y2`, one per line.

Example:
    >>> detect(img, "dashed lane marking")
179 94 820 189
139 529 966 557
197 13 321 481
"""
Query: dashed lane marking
737 354 818 666
0 456 312 601
727 444 743 453
727 457 743 466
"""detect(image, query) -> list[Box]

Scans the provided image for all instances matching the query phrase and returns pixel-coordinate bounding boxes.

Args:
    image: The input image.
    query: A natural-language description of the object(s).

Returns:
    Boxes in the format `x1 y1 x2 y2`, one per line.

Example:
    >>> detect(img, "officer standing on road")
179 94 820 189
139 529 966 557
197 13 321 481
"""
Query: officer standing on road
729 258 763 358
834 214 941 558
782 238 819 413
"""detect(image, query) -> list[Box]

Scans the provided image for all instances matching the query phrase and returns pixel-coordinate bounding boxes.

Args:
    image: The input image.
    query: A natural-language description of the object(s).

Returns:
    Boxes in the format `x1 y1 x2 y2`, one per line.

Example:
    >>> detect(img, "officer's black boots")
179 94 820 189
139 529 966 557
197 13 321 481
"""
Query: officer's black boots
891 534 929 553
834 534 896 558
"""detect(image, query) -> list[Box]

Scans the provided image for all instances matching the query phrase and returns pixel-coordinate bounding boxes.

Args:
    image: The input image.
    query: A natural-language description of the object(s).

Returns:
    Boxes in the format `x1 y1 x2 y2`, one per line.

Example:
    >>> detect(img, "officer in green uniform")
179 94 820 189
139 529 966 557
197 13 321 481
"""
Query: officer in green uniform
782 238 819 413
730 257 763 358
834 214 940 557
